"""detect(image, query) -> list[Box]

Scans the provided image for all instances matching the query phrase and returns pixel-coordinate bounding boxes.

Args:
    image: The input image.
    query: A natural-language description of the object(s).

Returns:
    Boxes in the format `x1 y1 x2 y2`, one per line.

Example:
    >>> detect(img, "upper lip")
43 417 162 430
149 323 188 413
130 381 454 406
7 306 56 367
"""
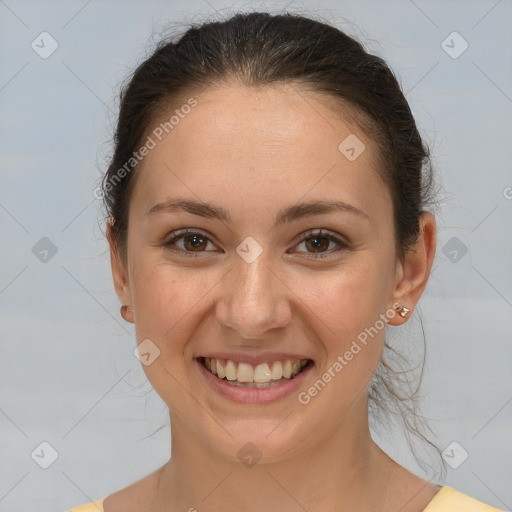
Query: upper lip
197 351 313 365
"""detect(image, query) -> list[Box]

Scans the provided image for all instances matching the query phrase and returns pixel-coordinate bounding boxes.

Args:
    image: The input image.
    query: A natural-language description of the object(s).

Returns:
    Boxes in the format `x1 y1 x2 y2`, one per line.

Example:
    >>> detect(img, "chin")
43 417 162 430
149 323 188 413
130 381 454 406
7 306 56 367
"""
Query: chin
201 416 312 465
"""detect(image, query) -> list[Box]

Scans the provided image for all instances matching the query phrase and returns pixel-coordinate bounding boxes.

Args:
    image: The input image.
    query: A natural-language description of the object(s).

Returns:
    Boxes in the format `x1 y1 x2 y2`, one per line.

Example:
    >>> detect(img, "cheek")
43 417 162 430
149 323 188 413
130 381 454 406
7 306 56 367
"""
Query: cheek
297 279 388 412
129 263 209 409
132 263 198 338
296 258 391 389
299 256 390 335
130 259 224 375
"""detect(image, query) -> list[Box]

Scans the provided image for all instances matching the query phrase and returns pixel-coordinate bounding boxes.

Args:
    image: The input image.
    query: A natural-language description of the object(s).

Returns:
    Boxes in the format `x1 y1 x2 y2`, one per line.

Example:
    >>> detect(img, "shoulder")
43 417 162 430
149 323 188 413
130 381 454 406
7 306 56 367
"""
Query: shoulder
423 486 505 511
65 467 161 512
98 466 163 512
66 499 104 511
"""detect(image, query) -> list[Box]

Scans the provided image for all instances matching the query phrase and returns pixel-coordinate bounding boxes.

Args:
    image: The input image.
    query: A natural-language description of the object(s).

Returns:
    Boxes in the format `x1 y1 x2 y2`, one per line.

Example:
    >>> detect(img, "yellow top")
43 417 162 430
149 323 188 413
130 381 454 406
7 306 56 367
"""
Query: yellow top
67 500 104 511
67 486 505 511
423 486 504 511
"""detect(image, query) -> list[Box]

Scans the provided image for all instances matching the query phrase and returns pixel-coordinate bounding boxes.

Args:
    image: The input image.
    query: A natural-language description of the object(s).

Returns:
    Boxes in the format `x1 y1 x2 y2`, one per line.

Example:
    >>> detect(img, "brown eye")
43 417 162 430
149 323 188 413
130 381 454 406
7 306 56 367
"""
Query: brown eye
162 229 217 257
182 234 208 251
294 230 348 259
304 235 330 253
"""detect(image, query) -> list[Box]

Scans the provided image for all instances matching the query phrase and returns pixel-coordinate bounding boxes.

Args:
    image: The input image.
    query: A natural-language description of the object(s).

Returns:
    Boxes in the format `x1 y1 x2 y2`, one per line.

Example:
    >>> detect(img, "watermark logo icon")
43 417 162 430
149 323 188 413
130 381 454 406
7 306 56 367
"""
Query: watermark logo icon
442 236 468 263
236 237 263 264
237 442 262 468
338 134 366 161
32 237 58 263
134 338 161 366
441 31 468 59
31 441 59 469
31 32 59 59
442 441 469 469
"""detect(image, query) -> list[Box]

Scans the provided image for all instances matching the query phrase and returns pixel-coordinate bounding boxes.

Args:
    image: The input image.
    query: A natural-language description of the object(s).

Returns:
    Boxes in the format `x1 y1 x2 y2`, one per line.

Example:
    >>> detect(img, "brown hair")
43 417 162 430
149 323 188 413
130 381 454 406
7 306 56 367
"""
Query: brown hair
101 11 443 476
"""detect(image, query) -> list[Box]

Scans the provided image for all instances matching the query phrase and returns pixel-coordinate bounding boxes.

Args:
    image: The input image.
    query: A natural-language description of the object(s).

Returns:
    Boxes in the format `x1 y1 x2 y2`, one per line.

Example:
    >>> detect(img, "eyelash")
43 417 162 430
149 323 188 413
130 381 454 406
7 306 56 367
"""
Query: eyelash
161 228 348 259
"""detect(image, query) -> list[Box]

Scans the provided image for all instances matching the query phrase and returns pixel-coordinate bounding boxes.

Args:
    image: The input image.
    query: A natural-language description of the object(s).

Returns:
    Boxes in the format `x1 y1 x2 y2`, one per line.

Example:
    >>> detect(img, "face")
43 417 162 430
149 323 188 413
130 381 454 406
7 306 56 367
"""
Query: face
109 83 430 463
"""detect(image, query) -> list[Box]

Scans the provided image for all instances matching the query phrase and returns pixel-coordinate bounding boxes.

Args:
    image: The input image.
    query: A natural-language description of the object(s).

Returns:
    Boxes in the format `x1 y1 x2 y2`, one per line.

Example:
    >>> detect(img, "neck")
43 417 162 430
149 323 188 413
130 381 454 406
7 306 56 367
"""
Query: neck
149 394 401 512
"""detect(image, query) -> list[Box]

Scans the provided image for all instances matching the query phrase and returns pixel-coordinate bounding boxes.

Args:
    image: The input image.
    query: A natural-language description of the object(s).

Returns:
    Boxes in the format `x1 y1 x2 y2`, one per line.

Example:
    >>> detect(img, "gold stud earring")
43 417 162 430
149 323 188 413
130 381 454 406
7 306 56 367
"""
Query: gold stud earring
397 304 410 318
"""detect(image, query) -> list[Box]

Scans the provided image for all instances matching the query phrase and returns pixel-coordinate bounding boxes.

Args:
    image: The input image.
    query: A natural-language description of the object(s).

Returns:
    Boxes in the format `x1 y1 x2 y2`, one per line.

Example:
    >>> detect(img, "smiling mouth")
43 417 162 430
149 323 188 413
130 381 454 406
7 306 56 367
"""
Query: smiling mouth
199 357 311 388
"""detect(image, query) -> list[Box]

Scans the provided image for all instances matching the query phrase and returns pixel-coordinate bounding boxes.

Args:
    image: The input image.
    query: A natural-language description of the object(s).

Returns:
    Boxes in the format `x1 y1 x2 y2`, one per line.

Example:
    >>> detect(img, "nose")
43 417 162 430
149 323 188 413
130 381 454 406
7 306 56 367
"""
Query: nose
215 250 292 339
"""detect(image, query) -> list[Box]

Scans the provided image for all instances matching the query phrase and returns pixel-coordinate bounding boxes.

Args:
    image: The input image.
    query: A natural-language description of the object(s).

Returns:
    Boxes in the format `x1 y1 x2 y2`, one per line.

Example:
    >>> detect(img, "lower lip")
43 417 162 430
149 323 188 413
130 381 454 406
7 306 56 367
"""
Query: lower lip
195 359 313 404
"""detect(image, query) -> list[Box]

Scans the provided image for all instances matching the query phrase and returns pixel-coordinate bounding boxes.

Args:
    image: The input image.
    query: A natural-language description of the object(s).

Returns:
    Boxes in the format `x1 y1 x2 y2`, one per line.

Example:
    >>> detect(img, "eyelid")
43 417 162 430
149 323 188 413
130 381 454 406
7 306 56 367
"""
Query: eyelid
161 227 348 258
295 228 347 245
162 228 218 257
292 229 348 258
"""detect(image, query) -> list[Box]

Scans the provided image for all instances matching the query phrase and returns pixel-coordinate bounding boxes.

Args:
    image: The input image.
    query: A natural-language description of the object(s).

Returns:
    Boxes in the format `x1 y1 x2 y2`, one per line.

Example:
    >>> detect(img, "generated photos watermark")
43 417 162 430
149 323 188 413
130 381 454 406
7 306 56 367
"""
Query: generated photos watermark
297 302 402 405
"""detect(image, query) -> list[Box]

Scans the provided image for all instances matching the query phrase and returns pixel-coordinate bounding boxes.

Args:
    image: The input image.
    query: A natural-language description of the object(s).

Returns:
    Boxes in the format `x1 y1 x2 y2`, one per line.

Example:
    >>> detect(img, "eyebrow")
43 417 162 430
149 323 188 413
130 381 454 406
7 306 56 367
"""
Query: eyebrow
147 198 371 225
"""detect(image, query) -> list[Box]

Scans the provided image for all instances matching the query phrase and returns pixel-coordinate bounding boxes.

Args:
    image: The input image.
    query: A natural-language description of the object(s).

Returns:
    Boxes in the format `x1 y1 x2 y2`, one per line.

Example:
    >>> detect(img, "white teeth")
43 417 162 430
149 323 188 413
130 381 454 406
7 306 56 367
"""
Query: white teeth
216 360 225 379
202 357 309 385
237 362 254 382
253 363 272 383
271 361 283 380
225 360 237 381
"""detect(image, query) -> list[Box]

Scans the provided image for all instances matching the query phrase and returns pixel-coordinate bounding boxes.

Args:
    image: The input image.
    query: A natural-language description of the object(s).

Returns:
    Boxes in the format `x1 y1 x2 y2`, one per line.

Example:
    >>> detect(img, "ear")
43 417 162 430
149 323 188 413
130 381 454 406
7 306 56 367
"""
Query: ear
388 212 436 326
106 219 134 324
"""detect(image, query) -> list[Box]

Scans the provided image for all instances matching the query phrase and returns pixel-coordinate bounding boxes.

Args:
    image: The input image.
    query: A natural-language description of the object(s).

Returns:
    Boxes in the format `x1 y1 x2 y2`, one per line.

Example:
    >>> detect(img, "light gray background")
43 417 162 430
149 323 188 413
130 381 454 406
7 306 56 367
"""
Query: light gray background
0 0 511 511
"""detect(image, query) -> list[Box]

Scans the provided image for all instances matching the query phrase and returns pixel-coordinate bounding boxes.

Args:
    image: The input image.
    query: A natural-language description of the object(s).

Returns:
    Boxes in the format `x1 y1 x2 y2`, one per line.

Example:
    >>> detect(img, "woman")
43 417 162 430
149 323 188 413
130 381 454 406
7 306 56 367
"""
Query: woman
69 11 503 512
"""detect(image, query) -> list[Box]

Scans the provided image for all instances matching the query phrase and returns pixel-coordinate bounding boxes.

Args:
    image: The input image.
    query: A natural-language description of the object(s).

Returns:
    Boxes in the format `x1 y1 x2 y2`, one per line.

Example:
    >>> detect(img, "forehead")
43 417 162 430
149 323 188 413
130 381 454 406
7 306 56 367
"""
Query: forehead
130 83 391 225
153 83 378 161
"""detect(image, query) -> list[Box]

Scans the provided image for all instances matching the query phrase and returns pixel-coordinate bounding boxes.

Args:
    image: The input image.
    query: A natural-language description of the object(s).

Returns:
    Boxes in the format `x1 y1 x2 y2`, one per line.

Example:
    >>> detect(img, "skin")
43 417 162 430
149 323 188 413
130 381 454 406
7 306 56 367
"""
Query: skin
104 82 438 512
